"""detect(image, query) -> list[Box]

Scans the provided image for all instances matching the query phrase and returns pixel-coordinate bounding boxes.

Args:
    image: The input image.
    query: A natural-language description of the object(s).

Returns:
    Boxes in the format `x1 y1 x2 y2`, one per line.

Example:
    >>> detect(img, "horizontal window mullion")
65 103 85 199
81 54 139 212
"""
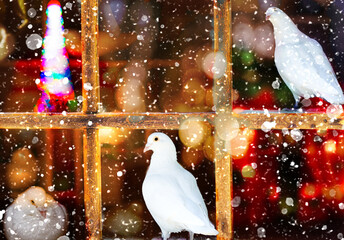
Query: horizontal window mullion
0 112 214 129
0 112 340 130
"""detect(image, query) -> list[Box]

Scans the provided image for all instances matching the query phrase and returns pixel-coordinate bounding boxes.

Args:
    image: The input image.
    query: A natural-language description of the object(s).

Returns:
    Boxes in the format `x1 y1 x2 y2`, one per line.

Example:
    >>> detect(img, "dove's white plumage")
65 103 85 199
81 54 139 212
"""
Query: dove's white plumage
142 132 218 240
266 7 344 106
4 186 68 240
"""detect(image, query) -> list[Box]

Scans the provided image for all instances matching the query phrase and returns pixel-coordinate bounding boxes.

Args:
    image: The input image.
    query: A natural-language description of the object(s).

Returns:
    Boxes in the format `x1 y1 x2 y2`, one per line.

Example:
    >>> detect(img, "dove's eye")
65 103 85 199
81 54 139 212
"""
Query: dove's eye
31 200 35 204
154 137 159 141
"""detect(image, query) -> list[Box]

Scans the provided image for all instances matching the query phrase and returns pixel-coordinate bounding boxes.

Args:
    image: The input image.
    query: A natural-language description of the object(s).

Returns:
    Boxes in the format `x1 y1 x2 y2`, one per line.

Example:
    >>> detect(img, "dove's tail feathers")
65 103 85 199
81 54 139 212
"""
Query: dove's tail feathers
317 81 344 105
323 93 344 105
193 226 219 236
189 222 218 236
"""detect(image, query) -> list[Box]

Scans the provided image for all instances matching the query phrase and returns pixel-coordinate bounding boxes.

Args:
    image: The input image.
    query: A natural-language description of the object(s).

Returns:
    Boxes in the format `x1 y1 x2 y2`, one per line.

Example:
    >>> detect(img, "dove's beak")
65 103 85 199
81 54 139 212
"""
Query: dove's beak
144 143 152 153
38 207 47 218
265 14 271 21
39 209 47 218
265 7 275 21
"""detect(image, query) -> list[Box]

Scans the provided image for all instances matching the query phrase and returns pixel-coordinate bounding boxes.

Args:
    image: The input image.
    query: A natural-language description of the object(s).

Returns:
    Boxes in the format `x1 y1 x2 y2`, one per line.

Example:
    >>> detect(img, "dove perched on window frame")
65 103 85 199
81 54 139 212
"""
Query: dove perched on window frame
266 7 344 108
142 132 218 240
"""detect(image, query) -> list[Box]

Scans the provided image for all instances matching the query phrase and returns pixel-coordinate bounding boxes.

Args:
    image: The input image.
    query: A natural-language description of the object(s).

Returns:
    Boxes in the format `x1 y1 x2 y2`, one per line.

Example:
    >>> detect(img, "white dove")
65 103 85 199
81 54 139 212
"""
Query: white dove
266 7 344 108
4 186 68 240
142 132 218 240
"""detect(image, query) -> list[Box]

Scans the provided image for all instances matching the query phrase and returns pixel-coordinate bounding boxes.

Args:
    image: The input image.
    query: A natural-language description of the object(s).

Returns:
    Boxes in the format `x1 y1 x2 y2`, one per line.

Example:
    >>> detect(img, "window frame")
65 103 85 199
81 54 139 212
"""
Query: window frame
0 0 341 239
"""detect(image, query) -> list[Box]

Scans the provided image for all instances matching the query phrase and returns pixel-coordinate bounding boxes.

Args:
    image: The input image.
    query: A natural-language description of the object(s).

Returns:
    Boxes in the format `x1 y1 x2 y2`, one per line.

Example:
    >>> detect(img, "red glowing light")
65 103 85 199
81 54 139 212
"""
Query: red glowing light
301 183 319 199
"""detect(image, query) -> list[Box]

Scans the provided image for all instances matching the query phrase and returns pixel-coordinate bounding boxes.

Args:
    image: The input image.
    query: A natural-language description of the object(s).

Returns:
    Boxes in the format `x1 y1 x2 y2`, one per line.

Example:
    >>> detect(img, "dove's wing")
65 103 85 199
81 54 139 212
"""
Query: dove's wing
303 37 336 79
303 37 344 103
142 173 207 232
275 41 344 104
176 166 210 221
176 168 219 235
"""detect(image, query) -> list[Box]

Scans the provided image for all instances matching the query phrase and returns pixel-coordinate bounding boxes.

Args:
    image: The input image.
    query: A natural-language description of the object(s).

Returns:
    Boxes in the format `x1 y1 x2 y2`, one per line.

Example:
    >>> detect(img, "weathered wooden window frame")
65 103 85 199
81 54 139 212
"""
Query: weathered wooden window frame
0 0 342 239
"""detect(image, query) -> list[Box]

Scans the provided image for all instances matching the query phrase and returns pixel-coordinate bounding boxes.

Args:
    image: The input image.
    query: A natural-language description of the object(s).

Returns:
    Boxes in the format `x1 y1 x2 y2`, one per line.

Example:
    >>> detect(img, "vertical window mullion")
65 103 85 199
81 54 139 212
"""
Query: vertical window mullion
81 0 102 239
83 128 102 239
214 0 233 239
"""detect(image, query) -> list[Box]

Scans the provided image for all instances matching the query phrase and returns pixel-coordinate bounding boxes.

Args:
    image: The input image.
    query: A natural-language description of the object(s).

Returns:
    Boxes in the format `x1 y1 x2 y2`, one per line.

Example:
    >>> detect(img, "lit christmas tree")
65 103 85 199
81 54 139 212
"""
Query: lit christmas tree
36 0 74 112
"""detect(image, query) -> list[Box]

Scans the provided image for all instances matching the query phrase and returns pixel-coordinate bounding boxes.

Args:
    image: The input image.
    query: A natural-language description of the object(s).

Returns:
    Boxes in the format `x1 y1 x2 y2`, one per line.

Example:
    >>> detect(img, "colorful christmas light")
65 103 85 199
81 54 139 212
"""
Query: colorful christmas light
36 0 74 112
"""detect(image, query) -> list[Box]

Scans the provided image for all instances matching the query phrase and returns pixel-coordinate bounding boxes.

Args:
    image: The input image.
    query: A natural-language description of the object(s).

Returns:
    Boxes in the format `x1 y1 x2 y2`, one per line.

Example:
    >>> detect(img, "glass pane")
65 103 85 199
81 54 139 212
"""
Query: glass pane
0 0 81 113
232 128 344 239
233 1 344 114
101 129 216 238
0 129 85 239
99 0 216 113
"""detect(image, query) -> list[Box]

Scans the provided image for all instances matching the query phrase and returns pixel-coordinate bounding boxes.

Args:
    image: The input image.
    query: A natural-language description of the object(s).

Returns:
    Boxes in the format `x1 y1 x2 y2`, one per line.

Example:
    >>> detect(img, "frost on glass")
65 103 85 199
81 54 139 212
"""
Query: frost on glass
98 0 215 113
101 129 216 239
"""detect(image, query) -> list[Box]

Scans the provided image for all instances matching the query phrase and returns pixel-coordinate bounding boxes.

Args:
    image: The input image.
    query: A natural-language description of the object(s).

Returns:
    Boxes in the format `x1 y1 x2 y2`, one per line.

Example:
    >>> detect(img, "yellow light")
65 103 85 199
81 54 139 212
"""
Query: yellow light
322 185 343 200
203 135 215 162
114 63 147 112
179 117 211 148
338 137 344 157
324 139 337 153
6 148 38 190
241 69 260 83
241 164 256 178
181 78 206 105
99 127 129 145
215 114 239 141
181 147 204 168
226 132 249 159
